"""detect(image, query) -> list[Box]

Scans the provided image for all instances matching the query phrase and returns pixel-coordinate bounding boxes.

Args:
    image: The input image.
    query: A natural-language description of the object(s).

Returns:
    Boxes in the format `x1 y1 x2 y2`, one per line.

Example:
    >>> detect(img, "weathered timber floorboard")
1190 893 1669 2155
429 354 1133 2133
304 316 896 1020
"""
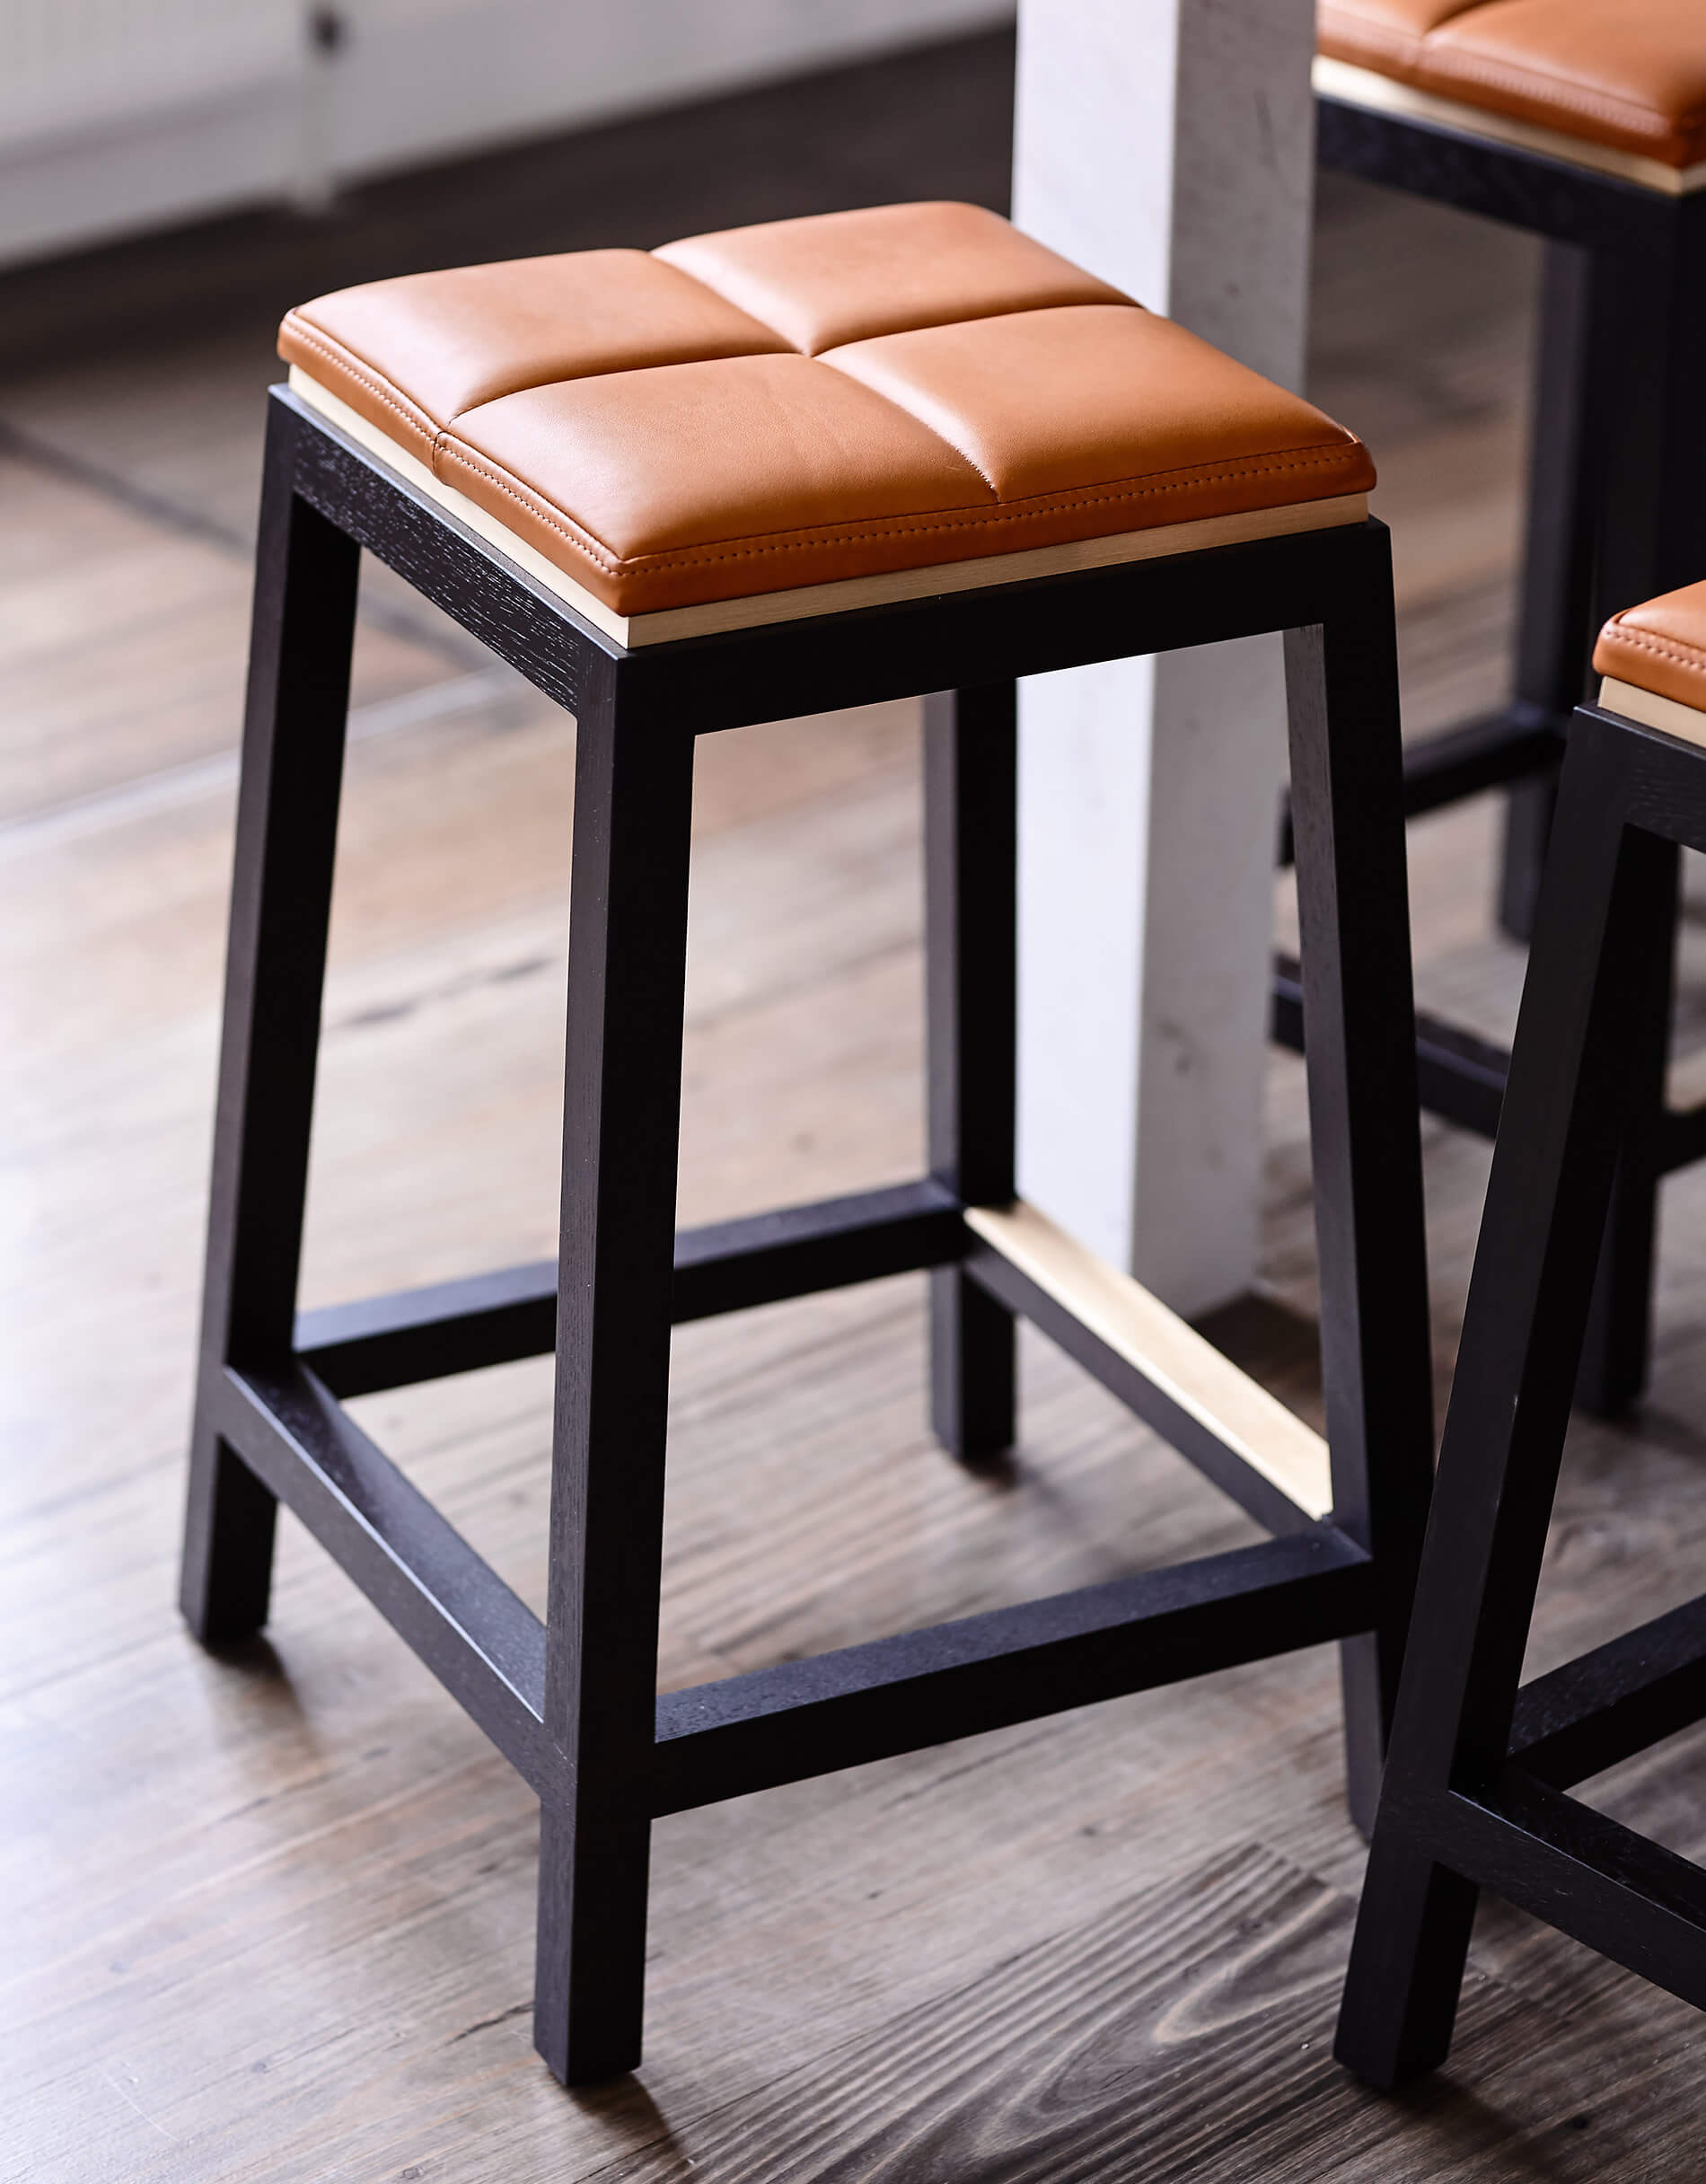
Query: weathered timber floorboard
578 1845 1706 2184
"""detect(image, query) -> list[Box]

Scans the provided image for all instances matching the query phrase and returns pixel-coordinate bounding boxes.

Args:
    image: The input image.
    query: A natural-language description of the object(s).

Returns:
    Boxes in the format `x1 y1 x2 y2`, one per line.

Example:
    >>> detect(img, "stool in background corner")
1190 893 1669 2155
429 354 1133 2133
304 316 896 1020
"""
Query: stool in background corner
1339 580 1706 2089
1279 0 1706 1412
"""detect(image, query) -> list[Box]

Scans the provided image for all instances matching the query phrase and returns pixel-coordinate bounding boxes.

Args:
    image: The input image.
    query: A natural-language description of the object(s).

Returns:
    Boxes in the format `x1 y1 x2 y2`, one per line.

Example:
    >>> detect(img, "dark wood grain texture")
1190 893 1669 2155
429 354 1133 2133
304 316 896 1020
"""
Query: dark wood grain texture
585 1844 1706 2184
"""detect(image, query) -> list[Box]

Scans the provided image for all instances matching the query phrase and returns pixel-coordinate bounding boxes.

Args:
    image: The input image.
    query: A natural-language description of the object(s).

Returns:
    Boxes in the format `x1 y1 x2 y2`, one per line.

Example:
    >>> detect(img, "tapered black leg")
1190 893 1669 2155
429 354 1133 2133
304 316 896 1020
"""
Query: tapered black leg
1571 203 1706 1412
1285 524 1437 1835
924 684 1016 1464
181 407 359 1644
1338 720 1659 2083
1575 841 1677 1413
533 674 696 2088
1498 775 1560 943
1497 242 1598 942
1334 1832 1481 2088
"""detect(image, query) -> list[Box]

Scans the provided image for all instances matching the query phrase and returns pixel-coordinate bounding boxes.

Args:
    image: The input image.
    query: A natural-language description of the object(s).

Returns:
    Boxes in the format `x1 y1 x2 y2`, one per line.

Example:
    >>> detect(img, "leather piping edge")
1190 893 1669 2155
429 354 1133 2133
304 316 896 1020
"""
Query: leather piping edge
431 425 1368 584
287 367 1368 651
1313 55 1706 196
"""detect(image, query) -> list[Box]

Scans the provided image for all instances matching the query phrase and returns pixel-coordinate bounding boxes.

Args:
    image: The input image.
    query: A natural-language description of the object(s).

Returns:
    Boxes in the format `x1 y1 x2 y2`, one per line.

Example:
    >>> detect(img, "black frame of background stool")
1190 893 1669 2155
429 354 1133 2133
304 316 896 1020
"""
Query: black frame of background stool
181 385 1435 2086
1273 86 1706 1413
1336 691 1706 2090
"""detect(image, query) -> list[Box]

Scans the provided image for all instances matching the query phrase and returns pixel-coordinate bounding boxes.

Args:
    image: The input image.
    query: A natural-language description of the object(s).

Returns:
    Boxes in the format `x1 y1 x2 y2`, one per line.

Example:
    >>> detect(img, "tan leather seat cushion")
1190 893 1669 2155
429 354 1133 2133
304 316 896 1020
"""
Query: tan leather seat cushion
279 202 1374 618
1319 1 1706 168
1596 583 1706 713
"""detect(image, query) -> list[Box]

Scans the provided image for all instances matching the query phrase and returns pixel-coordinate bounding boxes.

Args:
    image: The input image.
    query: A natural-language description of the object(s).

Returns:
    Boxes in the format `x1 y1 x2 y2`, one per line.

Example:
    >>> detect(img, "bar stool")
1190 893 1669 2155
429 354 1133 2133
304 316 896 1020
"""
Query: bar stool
1336 580 1706 2089
178 201 1435 2085
1278 0 1706 1412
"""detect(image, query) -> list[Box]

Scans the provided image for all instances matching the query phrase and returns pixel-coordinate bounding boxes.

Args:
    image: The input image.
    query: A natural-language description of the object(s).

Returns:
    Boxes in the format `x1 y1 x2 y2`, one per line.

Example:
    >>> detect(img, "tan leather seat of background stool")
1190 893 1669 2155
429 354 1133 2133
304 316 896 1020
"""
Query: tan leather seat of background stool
280 201 1374 645
1595 580 1706 742
1318 1 1706 189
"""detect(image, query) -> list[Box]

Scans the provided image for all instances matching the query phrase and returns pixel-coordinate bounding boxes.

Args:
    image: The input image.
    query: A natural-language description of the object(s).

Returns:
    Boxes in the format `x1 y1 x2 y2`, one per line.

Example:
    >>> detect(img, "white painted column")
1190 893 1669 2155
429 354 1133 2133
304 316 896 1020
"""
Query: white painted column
1011 0 1319 1316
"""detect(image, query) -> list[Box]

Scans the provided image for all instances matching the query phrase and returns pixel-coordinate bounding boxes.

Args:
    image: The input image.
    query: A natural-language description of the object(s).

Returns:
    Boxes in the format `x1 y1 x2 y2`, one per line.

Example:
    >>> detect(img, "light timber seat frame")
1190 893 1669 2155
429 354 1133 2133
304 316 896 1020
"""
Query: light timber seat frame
1275 54 1706 1414
1336 676 1706 2089
181 384 1435 2086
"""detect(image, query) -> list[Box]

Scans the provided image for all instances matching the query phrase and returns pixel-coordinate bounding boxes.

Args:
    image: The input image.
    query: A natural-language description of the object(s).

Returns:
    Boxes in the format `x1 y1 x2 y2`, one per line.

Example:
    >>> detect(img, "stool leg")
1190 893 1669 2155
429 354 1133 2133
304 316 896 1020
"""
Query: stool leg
1334 1835 1481 2089
180 417 358 1643
1285 526 1437 1836
1572 204 1706 1413
1498 780 1560 946
1338 721 1661 2085
1574 841 1676 1414
924 685 1016 1463
533 681 695 2087
1496 242 1598 943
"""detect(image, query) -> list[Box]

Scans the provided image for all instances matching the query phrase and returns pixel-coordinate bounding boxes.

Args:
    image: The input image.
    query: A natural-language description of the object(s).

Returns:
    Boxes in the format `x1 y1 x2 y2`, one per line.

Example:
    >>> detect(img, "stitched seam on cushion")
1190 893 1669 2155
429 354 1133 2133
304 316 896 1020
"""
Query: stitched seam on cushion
619 451 1367 571
435 434 998 567
650 217 1042 357
285 318 439 442
435 439 627 568
1605 626 1706 679
1418 48 1688 145
435 436 1365 577
647 245 806 354
449 440 1364 567
563 221 1152 500
816 308 1159 489
621 255 805 355
652 228 1132 357
439 362 998 509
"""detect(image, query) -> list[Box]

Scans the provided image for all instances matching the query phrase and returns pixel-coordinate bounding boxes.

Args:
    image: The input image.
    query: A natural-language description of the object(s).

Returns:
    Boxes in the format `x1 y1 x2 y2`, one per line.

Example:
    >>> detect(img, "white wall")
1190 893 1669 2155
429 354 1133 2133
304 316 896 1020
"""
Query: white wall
0 0 306 263
324 0 1012 194
0 0 1014 268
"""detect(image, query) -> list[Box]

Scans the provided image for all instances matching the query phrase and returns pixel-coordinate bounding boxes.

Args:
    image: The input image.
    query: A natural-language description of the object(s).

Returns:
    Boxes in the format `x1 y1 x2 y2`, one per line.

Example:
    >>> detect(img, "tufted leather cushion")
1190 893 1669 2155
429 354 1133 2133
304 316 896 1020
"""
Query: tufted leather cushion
1596 584 1706 717
279 202 1374 623
1319 0 1706 172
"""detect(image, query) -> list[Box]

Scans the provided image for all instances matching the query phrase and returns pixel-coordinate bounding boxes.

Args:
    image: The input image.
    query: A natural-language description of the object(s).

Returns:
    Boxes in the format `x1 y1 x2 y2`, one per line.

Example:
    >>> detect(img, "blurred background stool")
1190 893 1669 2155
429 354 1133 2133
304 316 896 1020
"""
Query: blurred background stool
178 202 1436 2086
1336 580 1706 2091
1274 0 1706 1412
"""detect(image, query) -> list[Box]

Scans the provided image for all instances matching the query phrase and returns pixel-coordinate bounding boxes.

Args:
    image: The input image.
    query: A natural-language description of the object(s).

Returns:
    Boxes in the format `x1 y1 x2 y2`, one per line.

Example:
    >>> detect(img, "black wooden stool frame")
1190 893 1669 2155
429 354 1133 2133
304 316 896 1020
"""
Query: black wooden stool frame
1337 693 1706 2089
1276 90 1706 1413
183 386 1434 2085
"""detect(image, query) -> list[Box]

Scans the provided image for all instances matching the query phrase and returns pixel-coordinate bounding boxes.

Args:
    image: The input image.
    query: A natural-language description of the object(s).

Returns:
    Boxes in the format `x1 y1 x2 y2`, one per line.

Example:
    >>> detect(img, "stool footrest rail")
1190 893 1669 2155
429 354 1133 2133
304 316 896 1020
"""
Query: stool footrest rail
227 1186 1357 1817
295 1177 967 1397
652 1529 1371 1813
1273 953 1706 1171
209 1361 558 1798
211 1354 1371 1818
1509 1590 1706 1789
294 1184 1334 1533
1405 1768 1706 2013
1275 699 1567 867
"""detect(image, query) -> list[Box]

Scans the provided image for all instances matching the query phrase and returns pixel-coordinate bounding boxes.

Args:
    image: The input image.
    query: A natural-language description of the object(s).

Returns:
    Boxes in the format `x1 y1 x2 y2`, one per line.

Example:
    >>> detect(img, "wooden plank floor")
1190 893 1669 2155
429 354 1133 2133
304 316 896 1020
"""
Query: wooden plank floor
10 34 1706 2180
